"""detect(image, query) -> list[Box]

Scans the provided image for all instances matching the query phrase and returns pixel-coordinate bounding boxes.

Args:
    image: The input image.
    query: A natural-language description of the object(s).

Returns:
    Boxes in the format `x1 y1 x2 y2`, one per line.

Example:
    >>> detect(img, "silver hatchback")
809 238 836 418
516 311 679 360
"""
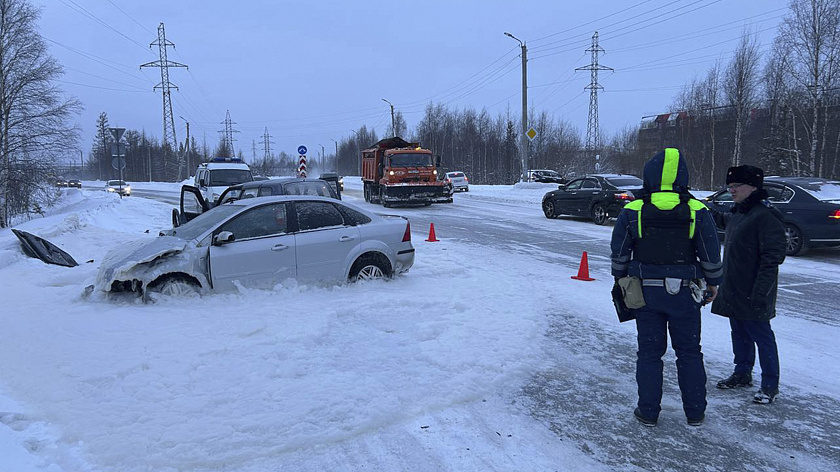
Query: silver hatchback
445 171 469 192
95 196 415 297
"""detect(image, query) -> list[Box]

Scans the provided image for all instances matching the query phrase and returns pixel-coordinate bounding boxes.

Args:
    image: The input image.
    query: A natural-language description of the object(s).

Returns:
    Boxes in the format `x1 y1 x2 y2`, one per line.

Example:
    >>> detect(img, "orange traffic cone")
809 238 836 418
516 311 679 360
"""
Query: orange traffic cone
425 223 439 242
571 251 595 281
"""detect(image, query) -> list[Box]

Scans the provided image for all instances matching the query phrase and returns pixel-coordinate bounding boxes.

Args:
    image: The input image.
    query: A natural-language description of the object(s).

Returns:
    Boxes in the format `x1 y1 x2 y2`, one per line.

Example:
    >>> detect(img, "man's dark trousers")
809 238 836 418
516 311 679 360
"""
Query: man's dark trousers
729 318 780 391
635 285 706 420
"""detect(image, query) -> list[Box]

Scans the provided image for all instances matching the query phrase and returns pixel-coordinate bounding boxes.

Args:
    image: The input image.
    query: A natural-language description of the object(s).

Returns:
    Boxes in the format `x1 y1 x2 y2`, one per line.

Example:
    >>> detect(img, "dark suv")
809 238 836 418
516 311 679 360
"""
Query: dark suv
703 177 840 256
542 174 643 225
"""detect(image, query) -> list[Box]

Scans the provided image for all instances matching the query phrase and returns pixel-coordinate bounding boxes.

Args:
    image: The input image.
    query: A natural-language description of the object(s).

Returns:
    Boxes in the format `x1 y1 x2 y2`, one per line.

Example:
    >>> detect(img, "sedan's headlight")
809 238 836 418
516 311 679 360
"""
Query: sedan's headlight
107 187 115 192
124 186 131 192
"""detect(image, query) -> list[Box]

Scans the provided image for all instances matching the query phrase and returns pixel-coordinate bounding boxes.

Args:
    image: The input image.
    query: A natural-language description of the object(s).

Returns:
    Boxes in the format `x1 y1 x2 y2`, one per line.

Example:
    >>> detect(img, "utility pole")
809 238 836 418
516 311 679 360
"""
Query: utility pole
331 138 338 172
505 32 528 181
319 144 325 172
140 23 188 180
179 116 190 175
382 98 396 137
576 32 612 172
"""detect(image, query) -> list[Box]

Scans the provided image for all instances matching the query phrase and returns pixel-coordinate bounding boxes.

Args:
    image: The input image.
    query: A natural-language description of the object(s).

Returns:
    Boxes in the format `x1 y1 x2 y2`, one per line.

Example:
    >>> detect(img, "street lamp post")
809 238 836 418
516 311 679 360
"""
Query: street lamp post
350 129 360 174
319 144 325 172
330 138 338 172
504 31 528 182
381 98 396 137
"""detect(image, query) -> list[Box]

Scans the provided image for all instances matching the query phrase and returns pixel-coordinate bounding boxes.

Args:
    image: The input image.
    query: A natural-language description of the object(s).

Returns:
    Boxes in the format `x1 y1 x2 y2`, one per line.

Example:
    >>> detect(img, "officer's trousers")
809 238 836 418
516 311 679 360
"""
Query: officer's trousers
634 285 706 420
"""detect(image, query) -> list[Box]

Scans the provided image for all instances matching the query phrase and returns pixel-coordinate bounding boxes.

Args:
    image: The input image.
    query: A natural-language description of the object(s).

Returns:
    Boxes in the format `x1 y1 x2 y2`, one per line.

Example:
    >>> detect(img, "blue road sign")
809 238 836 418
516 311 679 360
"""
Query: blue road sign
298 145 307 155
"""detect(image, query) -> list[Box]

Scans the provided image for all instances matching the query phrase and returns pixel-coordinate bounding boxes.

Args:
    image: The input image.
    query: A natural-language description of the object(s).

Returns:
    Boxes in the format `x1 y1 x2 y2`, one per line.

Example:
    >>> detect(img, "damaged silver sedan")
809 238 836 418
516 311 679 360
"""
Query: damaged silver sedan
94 195 415 298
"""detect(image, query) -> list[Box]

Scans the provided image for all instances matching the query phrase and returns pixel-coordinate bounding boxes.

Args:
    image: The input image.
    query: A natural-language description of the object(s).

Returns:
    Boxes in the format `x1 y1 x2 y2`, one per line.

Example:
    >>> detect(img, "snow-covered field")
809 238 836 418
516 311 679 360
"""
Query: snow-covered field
0 181 837 471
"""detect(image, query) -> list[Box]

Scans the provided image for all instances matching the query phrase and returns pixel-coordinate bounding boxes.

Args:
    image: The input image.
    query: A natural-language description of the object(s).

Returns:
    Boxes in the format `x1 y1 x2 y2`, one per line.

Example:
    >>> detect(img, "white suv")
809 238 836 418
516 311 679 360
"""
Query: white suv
194 158 253 206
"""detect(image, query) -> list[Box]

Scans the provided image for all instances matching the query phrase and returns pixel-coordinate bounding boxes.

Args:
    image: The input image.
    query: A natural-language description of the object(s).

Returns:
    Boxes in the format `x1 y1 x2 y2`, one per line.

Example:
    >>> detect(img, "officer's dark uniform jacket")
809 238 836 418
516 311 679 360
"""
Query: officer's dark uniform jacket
710 188 786 321
610 149 723 286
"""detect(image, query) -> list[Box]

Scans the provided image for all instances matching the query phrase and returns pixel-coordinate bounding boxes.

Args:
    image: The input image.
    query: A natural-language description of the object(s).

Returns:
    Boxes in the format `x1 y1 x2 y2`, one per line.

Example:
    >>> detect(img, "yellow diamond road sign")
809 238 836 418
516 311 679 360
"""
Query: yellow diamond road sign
526 127 537 141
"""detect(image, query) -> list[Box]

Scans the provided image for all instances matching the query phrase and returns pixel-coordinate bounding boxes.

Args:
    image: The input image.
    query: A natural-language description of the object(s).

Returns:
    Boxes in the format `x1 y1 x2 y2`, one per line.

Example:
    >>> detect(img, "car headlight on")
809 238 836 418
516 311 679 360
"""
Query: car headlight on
124 186 131 192
107 187 115 192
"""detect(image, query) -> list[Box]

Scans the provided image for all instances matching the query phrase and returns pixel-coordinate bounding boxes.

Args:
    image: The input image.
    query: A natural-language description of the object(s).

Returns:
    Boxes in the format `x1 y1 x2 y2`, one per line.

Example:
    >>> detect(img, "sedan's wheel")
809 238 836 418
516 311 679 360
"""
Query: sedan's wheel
785 224 809 256
543 200 558 219
592 204 608 225
146 275 200 300
349 256 390 282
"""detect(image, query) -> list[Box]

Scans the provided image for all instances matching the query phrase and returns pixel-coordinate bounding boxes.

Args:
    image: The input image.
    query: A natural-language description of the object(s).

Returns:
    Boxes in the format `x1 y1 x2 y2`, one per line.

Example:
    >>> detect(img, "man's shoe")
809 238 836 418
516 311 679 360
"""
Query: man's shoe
687 414 705 426
753 388 779 404
633 408 657 427
716 372 753 389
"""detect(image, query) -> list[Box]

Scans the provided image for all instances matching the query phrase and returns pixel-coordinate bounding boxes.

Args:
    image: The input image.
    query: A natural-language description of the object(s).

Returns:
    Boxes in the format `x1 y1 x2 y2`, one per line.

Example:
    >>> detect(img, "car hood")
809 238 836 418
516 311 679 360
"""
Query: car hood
95 236 200 292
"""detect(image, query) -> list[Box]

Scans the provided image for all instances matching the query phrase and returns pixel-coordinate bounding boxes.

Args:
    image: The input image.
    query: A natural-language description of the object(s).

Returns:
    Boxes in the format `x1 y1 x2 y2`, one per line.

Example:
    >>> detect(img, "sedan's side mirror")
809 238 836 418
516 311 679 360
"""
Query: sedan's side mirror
213 231 235 245
558 184 566 190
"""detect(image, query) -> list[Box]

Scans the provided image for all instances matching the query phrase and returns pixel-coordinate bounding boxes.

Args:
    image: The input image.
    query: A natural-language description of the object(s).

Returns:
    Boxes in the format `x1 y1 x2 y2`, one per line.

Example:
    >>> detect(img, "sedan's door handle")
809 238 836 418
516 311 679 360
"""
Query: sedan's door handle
271 244 289 251
339 235 356 242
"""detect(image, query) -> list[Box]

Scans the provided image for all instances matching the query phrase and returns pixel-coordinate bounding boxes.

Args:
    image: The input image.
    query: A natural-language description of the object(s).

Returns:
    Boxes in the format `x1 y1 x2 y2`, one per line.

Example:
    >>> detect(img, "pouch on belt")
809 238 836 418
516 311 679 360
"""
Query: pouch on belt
618 276 646 309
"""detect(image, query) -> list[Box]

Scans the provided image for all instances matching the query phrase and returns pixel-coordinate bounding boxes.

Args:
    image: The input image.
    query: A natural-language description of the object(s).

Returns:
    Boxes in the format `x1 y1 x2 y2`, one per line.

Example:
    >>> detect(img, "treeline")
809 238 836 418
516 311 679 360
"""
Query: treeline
625 0 840 188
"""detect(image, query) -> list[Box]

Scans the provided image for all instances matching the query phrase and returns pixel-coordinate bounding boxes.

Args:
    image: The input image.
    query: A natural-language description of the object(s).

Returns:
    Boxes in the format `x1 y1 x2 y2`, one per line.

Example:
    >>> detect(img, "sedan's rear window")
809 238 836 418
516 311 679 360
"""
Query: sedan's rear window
283 181 333 197
606 177 643 188
801 182 840 202
449 172 465 178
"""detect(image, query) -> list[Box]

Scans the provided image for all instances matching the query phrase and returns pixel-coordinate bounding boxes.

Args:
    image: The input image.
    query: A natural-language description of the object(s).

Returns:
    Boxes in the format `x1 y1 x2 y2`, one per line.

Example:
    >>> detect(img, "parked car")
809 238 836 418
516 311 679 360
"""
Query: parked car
444 171 469 192
105 179 130 196
67 179 82 188
703 176 840 256
527 169 567 184
95 195 414 298
217 177 340 204
173 177 341 227
541 174 643 225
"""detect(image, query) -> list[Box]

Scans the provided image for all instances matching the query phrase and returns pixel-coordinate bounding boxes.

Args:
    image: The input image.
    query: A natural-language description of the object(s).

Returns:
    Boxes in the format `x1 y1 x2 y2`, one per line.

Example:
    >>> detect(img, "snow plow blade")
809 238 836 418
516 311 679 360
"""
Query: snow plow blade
11 229 79 267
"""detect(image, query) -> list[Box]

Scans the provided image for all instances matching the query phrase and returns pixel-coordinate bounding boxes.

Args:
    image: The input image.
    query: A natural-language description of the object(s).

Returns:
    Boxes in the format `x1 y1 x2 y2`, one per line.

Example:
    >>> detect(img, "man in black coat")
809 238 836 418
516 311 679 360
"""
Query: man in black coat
710 165 786 404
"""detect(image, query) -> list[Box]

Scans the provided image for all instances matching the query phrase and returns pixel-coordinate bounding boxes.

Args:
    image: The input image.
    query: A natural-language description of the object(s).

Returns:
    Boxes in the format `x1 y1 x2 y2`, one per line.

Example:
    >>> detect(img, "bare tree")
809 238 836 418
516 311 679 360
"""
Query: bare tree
724 31 762 167
0 0 80 227
778 0 840 176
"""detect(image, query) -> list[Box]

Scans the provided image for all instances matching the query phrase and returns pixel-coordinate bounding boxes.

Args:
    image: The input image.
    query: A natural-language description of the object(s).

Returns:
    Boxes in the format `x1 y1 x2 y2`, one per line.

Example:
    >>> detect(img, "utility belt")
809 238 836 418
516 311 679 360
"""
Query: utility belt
613 277 707 316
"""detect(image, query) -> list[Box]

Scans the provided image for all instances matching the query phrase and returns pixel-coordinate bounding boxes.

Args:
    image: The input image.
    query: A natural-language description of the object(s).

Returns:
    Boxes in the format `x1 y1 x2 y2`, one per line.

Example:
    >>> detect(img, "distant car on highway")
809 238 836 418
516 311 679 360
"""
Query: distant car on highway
703 176 840 256
105 179 130 196
527 169 567 184
444 171 469 192
67 179 82 188
54 179 67 187
97 195 415 299
541 174 642 225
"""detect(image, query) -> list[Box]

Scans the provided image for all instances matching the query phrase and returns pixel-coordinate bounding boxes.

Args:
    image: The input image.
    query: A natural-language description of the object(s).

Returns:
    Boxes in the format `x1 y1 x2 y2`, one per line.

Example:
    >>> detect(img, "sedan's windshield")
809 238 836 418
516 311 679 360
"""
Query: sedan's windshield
209 169 252 186
107 180 127 186
172 205 241 240
388 153 433 167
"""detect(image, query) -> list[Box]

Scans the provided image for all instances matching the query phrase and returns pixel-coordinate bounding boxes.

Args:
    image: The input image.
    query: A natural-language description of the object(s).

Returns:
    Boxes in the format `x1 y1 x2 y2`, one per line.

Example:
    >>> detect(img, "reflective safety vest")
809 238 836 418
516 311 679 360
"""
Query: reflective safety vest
624 192 708 265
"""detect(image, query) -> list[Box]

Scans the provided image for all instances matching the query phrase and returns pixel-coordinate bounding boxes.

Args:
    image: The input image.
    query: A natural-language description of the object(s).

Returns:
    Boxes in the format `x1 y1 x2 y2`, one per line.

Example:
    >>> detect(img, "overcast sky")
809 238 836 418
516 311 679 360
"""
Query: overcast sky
40 0 790 165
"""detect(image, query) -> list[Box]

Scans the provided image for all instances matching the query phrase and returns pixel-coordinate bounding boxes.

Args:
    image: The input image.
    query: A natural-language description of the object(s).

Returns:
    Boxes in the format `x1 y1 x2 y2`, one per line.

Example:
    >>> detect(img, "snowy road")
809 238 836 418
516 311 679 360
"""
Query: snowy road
2 181 837 471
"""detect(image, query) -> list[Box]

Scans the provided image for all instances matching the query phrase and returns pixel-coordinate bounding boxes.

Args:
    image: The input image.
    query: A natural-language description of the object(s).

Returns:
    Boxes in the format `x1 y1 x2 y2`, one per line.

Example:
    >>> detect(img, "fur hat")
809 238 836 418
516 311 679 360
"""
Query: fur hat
726 165 763 188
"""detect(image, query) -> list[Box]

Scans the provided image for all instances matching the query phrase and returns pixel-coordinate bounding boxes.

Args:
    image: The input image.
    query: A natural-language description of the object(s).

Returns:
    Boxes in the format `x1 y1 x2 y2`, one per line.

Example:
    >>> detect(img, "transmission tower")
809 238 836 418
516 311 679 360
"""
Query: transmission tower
575 32 612 172
262 127 274 161
141 23 188 180
219 110 239 157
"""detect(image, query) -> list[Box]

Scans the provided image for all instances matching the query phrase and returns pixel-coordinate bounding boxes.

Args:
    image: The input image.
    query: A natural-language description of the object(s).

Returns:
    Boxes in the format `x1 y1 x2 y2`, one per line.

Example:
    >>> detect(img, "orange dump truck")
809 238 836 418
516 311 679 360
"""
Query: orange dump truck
361 137 452 207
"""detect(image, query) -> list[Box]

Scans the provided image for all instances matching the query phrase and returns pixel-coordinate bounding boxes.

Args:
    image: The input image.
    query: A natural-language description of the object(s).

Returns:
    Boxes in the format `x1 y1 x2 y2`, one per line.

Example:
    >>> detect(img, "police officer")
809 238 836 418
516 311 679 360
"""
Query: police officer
610 148 723 427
